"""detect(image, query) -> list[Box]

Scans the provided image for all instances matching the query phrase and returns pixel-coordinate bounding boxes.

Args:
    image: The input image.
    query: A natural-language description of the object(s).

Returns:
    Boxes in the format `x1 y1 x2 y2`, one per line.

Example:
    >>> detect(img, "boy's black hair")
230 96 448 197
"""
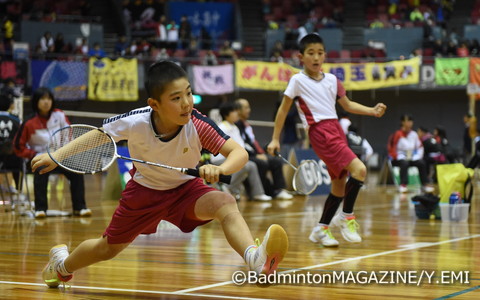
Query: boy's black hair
298 33 324 54
0 94 12 111
145 60 188 100
219 102 238 120
31 87 55 114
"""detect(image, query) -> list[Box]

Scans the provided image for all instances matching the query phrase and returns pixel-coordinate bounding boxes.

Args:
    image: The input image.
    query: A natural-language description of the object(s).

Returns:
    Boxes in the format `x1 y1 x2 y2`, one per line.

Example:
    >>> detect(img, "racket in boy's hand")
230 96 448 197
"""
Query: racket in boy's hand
47 124 231 184
274 151 320 195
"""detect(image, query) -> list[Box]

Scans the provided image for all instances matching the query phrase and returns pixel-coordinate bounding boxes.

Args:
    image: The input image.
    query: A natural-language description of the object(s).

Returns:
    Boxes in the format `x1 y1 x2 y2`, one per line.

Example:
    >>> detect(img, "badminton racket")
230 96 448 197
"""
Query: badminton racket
47 124 231 184
275 151 320 195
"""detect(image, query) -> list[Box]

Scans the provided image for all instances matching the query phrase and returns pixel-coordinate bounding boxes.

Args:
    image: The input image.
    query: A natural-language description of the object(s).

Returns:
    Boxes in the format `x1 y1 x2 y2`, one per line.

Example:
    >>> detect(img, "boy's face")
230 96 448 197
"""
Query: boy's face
300 43 326 74
150 77 193 127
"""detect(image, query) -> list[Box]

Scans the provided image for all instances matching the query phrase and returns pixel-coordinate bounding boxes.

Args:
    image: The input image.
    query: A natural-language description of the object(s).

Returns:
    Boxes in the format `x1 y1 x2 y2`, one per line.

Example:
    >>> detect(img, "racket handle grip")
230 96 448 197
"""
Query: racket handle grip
185 168 232 184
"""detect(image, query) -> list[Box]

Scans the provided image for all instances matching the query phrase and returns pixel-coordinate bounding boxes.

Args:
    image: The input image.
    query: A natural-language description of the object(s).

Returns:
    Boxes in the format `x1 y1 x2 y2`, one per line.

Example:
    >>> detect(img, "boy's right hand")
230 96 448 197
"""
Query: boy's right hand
31 153 58 174
267 140 280 156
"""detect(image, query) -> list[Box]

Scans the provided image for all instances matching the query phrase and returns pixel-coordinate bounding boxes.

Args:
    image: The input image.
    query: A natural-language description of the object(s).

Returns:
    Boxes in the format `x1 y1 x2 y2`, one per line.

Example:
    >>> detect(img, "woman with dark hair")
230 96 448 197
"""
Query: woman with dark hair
13 87 90 218
388 114 433 193
434 125 457 163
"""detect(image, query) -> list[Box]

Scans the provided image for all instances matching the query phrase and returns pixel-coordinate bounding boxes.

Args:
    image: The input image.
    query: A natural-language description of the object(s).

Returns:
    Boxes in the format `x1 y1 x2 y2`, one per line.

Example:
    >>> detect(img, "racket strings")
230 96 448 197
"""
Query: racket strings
293 161 321 195
49 127 116 173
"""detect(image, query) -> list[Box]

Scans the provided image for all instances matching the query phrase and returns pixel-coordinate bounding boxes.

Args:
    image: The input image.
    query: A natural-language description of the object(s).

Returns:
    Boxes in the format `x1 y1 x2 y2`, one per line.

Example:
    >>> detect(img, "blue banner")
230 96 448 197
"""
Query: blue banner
168 2 234 41
31 60 87 101
293 149 331 195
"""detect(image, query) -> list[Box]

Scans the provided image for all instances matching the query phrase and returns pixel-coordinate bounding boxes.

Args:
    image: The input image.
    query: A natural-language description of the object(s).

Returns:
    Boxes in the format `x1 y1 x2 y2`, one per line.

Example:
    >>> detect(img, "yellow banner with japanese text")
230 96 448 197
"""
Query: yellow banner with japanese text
235 57 420 91
88 57 138 101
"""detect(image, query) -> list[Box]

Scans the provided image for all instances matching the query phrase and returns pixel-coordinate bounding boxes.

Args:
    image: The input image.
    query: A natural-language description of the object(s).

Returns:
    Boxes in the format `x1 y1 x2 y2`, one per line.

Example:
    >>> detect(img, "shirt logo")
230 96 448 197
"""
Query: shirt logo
183 147 189 154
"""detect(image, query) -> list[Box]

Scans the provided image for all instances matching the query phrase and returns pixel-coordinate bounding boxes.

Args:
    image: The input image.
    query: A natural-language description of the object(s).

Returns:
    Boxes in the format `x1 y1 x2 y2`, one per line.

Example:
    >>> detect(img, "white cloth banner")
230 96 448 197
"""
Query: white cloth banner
192 64 234 95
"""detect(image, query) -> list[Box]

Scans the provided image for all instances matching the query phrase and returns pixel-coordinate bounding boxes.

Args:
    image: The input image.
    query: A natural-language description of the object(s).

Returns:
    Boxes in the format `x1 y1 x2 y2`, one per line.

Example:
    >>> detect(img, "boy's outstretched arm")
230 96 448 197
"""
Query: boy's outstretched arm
267 95 293 156
31 153 57 174
338 96 387 118
199 138 248 183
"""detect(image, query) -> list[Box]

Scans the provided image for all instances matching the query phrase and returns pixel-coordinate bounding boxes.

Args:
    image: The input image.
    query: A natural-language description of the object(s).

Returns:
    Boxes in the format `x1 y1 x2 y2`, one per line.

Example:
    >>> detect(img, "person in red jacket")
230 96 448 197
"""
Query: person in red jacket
388 114 433 193
13 87 90 218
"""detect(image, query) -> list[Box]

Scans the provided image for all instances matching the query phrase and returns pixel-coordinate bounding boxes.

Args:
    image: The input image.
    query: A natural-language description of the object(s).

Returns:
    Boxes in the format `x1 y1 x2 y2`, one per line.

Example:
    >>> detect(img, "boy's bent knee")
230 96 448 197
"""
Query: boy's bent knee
350 163 367 181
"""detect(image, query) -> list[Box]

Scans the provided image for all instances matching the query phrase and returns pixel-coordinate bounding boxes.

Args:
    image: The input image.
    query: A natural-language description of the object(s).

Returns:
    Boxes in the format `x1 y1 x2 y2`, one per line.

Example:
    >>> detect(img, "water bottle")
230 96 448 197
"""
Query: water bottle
449 192 462 204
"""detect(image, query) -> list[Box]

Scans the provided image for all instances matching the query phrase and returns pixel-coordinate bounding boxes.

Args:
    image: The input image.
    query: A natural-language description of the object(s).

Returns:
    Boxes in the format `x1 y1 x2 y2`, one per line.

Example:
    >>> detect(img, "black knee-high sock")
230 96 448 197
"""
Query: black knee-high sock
319 193 343 225
343 177 364 214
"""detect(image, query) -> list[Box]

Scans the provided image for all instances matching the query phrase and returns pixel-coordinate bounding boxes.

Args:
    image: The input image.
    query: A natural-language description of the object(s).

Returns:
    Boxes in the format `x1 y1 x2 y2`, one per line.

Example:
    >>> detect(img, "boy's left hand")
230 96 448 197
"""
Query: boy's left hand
372 103 387 117
199 164 224 183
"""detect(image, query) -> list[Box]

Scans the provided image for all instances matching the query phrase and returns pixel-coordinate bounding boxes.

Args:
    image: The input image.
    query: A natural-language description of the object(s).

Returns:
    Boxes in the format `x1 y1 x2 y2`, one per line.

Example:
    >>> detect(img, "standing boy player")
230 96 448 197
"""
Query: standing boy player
267 34 386 247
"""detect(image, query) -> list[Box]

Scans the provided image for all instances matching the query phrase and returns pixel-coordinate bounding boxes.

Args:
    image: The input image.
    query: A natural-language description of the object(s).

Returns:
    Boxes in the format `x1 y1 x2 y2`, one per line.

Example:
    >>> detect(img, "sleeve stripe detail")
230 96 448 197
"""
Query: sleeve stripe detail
192 109 229 155
103 108 152 125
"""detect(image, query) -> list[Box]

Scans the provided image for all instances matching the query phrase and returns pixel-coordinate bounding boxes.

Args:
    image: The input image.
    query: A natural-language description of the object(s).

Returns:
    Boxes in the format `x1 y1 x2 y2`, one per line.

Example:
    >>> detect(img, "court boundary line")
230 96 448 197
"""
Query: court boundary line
0 280 271 300
174 233 480 294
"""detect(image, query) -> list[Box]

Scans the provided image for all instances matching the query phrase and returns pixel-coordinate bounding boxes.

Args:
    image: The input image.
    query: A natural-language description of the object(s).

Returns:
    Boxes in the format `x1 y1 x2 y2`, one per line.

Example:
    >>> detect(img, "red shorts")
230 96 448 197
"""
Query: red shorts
308 119 357 180
103 178 216 244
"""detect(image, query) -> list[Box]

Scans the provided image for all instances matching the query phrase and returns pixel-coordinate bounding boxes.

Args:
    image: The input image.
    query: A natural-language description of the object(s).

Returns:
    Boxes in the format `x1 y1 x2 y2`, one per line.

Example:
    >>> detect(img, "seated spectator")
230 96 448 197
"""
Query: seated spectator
235 98 293 200
202 50 218 66
0 94 22 191
87 42 106 58
270 50 284 63
433 125 457 163
39 31 54 53
388 114 433 193
417 126 446 181
346 125 373 163
114 35 129 57
210 103 272 201
74 38 89 55
218 40 237 60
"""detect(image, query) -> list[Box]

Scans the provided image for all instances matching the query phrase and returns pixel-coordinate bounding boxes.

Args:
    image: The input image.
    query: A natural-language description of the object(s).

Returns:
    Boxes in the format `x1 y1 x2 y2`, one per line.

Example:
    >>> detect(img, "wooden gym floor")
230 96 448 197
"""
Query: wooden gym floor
0 173 478 299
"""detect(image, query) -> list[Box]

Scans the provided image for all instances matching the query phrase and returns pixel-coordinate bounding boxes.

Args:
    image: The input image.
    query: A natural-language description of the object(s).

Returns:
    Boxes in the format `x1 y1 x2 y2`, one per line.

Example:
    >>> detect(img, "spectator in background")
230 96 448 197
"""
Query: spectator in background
0 94 22 191
2 15 14 53
388 114 433 193
136 38 151 57
210 102 272 201
417 126 445 181
270 50 284 63
87 42 106 58
187 39 199 58
202 50 218 66
463 113 475 163
346 125 373 164
433 125 457 163
218 40 238 60
74 38 89 56
470 39 480 56
235 98 293 200
178 15 191 49
155 15 168 49
13 87 91 218
166 20 179 50
200 26 213 50
114 35 129 57
39 31 54 53
456 42 470 57
54 33 69 54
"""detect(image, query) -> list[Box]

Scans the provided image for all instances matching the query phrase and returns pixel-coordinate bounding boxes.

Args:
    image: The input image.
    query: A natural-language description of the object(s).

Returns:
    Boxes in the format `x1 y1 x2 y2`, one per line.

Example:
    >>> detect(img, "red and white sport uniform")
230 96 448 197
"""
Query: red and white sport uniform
101 107 230 243
284 72 356 179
